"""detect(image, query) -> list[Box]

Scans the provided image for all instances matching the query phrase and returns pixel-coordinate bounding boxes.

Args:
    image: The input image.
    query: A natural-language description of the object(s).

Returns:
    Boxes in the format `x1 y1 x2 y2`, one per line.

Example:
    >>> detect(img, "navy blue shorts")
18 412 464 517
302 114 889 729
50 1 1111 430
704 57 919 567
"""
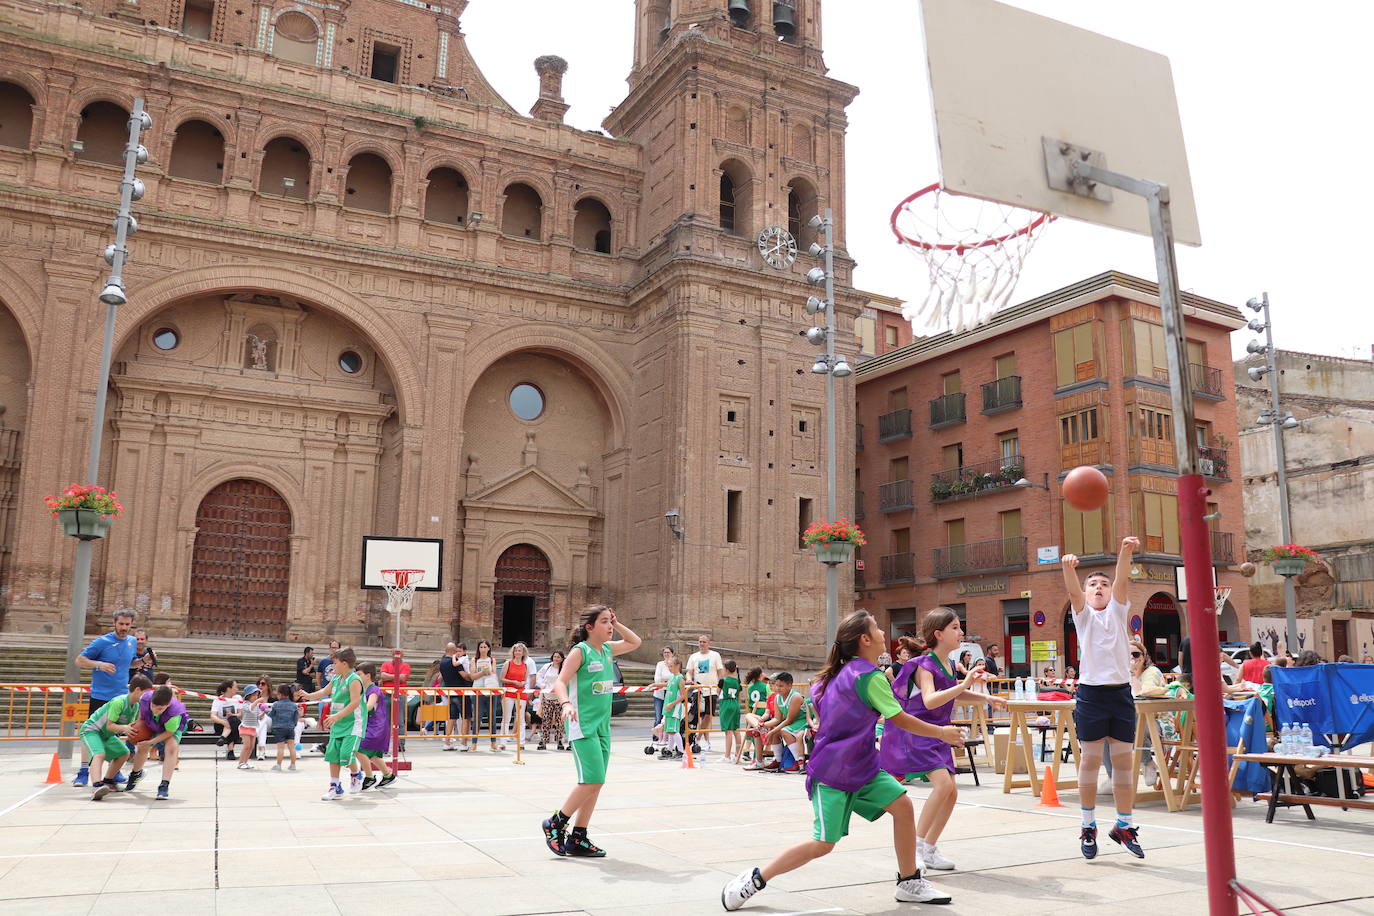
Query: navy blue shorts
1072 683 1136 743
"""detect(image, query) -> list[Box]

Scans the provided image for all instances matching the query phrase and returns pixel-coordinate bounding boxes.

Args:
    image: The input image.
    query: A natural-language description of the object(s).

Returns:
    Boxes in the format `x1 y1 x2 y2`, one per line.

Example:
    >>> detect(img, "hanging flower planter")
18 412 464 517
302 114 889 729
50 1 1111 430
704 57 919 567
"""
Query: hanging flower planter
44 484 124 541
1270 556 1306 577
1262 544 1317 578
802 519 867 567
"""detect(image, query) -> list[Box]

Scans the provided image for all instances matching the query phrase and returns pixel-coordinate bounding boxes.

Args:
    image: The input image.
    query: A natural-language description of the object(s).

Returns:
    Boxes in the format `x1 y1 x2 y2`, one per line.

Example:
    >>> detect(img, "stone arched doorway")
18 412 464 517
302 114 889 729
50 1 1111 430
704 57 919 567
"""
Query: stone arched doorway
1217 599 1239 643
494 544 551 647
1144 592 1181 667
188 479 292 638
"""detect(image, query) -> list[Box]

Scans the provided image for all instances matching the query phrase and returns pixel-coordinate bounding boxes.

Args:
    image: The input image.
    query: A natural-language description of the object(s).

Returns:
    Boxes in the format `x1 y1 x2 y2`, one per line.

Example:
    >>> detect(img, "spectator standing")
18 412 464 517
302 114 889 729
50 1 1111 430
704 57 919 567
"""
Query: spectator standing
536 650 568 750
316 639 342 689
379 653 412 751
296 647 317 693
685 635 725 753
72 610 138 787
983 644 1002 678
1240 642 1270 684
438 642 474 751
130 629 157 677
236 684 263 769
499 642 534 750
652 646 675 737
471 640 499 750
269 684 300 771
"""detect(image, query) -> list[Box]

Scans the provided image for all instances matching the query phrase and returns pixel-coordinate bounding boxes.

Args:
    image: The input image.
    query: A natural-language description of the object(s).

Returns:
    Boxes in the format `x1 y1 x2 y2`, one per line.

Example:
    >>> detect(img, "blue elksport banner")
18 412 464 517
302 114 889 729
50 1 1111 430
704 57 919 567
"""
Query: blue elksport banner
1272 663 1374 748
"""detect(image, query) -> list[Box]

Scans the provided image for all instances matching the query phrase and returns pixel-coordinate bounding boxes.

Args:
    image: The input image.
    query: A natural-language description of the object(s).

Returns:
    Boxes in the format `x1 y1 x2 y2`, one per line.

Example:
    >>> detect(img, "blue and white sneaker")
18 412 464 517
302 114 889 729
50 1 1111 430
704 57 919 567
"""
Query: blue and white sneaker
321 782 345 801
349 772 364 794
1080 825 1098 860
71 768 89 787
1109 824 1145 858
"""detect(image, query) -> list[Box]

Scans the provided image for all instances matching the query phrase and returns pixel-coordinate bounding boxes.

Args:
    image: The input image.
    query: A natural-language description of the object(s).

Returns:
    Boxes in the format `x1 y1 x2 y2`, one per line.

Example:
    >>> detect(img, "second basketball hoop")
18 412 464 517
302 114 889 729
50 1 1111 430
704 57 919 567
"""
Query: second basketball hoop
890 182 1053 335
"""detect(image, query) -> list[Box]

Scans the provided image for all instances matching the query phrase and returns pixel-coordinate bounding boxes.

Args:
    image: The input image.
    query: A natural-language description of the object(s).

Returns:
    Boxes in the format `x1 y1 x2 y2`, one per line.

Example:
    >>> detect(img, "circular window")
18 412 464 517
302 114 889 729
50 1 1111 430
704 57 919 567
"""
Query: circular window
152 328 179 350
339 350 363 374
509 383 544 421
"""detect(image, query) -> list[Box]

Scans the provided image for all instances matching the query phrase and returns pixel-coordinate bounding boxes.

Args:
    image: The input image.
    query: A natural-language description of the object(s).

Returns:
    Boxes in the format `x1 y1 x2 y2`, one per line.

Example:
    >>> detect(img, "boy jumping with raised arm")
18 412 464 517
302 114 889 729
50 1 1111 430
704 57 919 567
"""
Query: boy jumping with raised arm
1061 536 1144 860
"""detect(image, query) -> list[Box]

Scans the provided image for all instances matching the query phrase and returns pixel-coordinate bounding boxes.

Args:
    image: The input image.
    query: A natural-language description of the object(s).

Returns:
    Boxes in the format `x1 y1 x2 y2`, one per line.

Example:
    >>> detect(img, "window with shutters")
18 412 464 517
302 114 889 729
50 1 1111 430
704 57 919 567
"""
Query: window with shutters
1062 503 1110 557
1053 321 1100 387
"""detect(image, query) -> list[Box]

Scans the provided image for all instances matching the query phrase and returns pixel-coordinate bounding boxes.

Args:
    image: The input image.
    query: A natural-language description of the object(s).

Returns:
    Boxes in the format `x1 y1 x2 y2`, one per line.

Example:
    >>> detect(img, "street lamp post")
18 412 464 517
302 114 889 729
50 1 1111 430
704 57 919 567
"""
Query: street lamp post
1244 293 1301 653
59 99 150 756
803 210 852 646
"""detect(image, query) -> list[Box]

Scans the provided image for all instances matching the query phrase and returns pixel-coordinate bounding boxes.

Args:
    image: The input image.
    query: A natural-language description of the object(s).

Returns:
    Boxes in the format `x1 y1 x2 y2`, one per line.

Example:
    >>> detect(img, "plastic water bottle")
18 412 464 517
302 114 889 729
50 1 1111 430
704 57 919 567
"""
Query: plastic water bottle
1278 724 1292 755
1300 723 1315 757
1015 677 1027 700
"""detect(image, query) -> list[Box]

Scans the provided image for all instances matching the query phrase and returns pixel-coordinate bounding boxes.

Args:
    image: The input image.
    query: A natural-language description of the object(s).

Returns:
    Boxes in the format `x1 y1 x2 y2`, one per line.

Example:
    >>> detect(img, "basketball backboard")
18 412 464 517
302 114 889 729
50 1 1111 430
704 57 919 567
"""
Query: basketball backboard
919 0 1201 246
360 536 442 591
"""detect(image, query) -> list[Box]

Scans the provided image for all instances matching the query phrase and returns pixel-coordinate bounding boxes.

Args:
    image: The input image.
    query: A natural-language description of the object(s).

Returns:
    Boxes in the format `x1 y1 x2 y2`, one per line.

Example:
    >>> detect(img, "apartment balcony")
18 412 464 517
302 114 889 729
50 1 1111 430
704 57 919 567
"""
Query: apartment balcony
1129 437 1176 468
932 536 1028 578
1060 440 1106 470
878 408 912 442
880 552 915 584
929 392 966 429
855 490 865 520
856 422 865 450
930 455 1026 502
1198 445 1230 479
1211 530 1235 564
878 479 914 512
981 375 1022 414
1189 363 1226 399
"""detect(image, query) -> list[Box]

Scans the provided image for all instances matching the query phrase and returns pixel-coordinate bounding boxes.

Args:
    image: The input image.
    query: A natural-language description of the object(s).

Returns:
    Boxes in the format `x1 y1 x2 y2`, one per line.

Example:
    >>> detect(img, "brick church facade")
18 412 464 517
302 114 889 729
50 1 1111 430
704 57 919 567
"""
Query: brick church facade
0 0 860 656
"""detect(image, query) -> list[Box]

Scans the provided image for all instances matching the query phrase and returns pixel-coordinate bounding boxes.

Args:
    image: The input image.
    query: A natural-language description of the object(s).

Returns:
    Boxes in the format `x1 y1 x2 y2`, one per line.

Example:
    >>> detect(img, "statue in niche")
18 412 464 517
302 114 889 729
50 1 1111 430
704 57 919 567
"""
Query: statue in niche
247 334 272 370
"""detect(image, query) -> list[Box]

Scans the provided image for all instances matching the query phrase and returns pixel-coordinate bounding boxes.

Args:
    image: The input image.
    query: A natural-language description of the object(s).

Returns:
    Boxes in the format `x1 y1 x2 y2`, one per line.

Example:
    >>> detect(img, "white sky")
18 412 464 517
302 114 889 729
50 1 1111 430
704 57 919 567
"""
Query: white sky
461 1 1371 361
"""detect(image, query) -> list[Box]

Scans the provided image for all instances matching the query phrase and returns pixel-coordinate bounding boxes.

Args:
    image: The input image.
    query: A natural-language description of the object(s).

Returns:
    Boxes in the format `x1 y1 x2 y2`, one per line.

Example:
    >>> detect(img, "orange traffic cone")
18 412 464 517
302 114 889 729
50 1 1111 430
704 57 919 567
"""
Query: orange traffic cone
681 736 697 770
1036 766 1063 808
44 753 63 785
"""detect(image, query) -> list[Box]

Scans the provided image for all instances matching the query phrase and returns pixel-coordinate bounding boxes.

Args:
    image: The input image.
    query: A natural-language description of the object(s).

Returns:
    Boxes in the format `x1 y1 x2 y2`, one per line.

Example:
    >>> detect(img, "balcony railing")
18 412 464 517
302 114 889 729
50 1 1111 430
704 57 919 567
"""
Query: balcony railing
933 535 1028 577
1189 363 1225 399
1130 437 1176 468
1210 530 1235 564
1198 445 1229 479
981 375 1022 413
879 479 914 512
856 422 864 450
854 490 865 519
929 392 966 428
930 455 1026 502
880 552 915 584
878 408 912 442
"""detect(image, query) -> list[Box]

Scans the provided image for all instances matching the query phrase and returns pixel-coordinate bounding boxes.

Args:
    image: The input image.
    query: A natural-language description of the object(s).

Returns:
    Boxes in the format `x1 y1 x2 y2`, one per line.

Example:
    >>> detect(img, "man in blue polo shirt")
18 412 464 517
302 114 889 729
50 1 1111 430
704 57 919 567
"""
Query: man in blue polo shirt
72 610 137 786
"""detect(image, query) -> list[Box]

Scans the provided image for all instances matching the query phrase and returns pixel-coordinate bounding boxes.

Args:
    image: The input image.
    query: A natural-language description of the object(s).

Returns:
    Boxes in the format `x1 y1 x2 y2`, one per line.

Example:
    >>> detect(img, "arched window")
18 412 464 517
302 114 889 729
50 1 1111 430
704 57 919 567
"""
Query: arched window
573 198 613 253
168 119 225 184
259 136 311 199
0 82 35 149
423 166 469 224
345 152 392 213
787 177 818 248
719 160 751 236
273 11 319 66
501 182 543 239
75 101 129 165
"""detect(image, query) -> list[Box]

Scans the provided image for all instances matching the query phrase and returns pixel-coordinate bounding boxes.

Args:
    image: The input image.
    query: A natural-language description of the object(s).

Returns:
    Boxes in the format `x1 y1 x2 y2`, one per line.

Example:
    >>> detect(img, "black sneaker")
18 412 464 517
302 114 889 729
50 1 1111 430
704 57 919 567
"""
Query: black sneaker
542 814 569 856
225 748 236 760
1080 825 1098 860
91 780 116 801
377 773 397 789
124 770 145 794
563 832 606 857
360 776 377 791
1109 824 1145 858
155 781 169 801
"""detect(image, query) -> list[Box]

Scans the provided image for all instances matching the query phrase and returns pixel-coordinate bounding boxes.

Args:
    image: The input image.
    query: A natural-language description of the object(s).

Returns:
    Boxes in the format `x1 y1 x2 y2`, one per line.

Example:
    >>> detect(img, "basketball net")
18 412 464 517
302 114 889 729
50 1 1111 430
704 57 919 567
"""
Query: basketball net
891 183 1054 334
381 568 424 614
1213 586 1232 616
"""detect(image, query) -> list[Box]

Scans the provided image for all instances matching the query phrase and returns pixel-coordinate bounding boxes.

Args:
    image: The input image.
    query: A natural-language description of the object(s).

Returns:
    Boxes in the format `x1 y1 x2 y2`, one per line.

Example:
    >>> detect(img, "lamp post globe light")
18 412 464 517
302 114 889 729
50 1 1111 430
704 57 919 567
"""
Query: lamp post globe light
1245 292 1302 653
60 98 151 756
800 209 854 645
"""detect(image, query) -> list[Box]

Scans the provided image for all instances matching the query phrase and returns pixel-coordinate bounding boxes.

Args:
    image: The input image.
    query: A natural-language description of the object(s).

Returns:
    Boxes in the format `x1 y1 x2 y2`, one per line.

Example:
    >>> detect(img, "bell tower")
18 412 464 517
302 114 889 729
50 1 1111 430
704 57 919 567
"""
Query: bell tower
607 0 861 655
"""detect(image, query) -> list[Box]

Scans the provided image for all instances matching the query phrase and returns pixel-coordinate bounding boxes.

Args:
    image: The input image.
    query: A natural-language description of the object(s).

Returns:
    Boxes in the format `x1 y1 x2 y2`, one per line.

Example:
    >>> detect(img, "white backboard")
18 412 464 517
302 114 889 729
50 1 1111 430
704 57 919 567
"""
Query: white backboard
1175 564 1218 603
920 0 1201 246
360 536 443 591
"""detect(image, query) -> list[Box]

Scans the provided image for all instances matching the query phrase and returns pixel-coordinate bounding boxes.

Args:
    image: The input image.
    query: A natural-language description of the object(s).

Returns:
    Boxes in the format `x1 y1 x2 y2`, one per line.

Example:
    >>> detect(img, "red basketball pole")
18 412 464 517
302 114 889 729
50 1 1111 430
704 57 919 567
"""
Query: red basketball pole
388 647 412 771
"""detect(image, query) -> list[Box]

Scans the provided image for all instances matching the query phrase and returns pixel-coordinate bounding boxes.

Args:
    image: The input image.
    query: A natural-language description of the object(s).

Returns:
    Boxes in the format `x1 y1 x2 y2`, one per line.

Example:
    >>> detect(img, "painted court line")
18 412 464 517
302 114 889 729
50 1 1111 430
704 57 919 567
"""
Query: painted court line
0 785 57 820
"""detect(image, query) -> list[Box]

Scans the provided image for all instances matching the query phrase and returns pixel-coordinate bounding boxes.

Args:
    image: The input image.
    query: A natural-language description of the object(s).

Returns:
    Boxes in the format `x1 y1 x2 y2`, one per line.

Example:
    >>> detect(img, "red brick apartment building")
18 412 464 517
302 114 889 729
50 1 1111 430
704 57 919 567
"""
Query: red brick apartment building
853 272 1249 677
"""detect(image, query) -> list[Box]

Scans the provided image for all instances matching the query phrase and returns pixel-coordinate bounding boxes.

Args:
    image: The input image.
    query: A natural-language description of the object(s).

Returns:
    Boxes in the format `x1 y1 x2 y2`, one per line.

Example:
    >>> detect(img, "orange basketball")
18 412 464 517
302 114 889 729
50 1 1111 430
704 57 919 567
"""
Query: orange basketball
127 719 155 744
1062 465 1109 512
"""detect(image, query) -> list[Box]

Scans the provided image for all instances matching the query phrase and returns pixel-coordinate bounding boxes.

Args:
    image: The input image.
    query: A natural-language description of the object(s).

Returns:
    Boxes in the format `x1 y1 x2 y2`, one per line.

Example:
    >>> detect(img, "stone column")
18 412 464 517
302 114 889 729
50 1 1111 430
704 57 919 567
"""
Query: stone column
529 56 570 124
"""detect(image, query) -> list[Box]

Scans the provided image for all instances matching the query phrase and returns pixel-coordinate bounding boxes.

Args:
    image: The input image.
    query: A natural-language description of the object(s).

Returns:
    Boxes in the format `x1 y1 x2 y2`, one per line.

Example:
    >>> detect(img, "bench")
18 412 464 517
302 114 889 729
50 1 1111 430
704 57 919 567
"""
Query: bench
1235 751 1374 823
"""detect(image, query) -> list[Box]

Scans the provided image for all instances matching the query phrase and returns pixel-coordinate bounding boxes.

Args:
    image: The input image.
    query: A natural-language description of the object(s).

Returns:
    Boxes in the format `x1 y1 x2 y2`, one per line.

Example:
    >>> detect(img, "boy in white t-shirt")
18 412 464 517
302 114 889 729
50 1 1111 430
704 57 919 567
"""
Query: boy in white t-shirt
1061 536 1144 861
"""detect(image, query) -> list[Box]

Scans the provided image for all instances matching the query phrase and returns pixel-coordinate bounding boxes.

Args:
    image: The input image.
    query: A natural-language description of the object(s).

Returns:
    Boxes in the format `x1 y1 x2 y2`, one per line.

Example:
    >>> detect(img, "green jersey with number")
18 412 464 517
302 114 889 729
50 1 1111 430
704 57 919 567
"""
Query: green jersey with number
720 676 741 708
568 640 615 740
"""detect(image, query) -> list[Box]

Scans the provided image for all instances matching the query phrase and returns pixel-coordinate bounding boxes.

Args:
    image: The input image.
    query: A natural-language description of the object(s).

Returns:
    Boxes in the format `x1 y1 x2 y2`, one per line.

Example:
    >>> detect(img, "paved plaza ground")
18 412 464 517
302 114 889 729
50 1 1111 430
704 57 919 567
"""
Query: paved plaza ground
1 719 1371 915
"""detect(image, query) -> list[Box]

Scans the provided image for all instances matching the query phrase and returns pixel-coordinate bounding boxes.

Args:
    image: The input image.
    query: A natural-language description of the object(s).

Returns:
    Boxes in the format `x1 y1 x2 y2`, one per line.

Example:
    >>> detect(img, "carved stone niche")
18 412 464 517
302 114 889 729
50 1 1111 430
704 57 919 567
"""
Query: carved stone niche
223 295 307 376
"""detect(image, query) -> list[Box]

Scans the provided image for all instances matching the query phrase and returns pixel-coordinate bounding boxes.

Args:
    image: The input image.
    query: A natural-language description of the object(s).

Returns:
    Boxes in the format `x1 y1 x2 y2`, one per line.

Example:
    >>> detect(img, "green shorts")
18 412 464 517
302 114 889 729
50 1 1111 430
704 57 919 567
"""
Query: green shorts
325 734 361 764
719 702 741 732
81 730 129 759
571 730 611 785
360 749 383 759
810 771 906 843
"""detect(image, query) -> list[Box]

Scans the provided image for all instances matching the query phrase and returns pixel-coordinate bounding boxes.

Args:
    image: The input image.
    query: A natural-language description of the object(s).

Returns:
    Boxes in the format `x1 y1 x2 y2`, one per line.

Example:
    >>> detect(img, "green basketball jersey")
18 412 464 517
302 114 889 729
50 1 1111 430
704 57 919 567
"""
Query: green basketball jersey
720 676 741 707
568 640 615 740
329 670 366 738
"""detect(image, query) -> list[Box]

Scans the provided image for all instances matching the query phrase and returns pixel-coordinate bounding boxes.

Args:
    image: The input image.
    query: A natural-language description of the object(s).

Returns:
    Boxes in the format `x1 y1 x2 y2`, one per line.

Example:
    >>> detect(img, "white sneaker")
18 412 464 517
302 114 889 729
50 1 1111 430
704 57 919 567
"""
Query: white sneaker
895 875 952 904
349 773 364 793
721 867 765 911
321 783 344 801
271 764 282 772
236 762 254 770
920 843 955 870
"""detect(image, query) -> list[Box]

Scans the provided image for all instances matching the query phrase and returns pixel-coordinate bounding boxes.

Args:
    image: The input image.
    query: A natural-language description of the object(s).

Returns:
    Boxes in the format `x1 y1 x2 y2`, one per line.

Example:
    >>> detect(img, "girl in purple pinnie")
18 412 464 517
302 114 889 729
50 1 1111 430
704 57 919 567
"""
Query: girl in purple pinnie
880 611 1005 873
355 663 397 790
721 611 966 911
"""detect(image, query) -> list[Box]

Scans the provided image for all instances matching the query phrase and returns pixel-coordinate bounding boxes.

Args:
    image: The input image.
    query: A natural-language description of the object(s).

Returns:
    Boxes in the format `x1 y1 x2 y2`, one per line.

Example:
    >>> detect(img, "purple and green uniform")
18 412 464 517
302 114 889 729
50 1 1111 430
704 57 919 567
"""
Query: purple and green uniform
138 691 187 743
80 693 139 758
360 683 391 757
805 658 908 843
879 653 956 783
325 671 366 764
